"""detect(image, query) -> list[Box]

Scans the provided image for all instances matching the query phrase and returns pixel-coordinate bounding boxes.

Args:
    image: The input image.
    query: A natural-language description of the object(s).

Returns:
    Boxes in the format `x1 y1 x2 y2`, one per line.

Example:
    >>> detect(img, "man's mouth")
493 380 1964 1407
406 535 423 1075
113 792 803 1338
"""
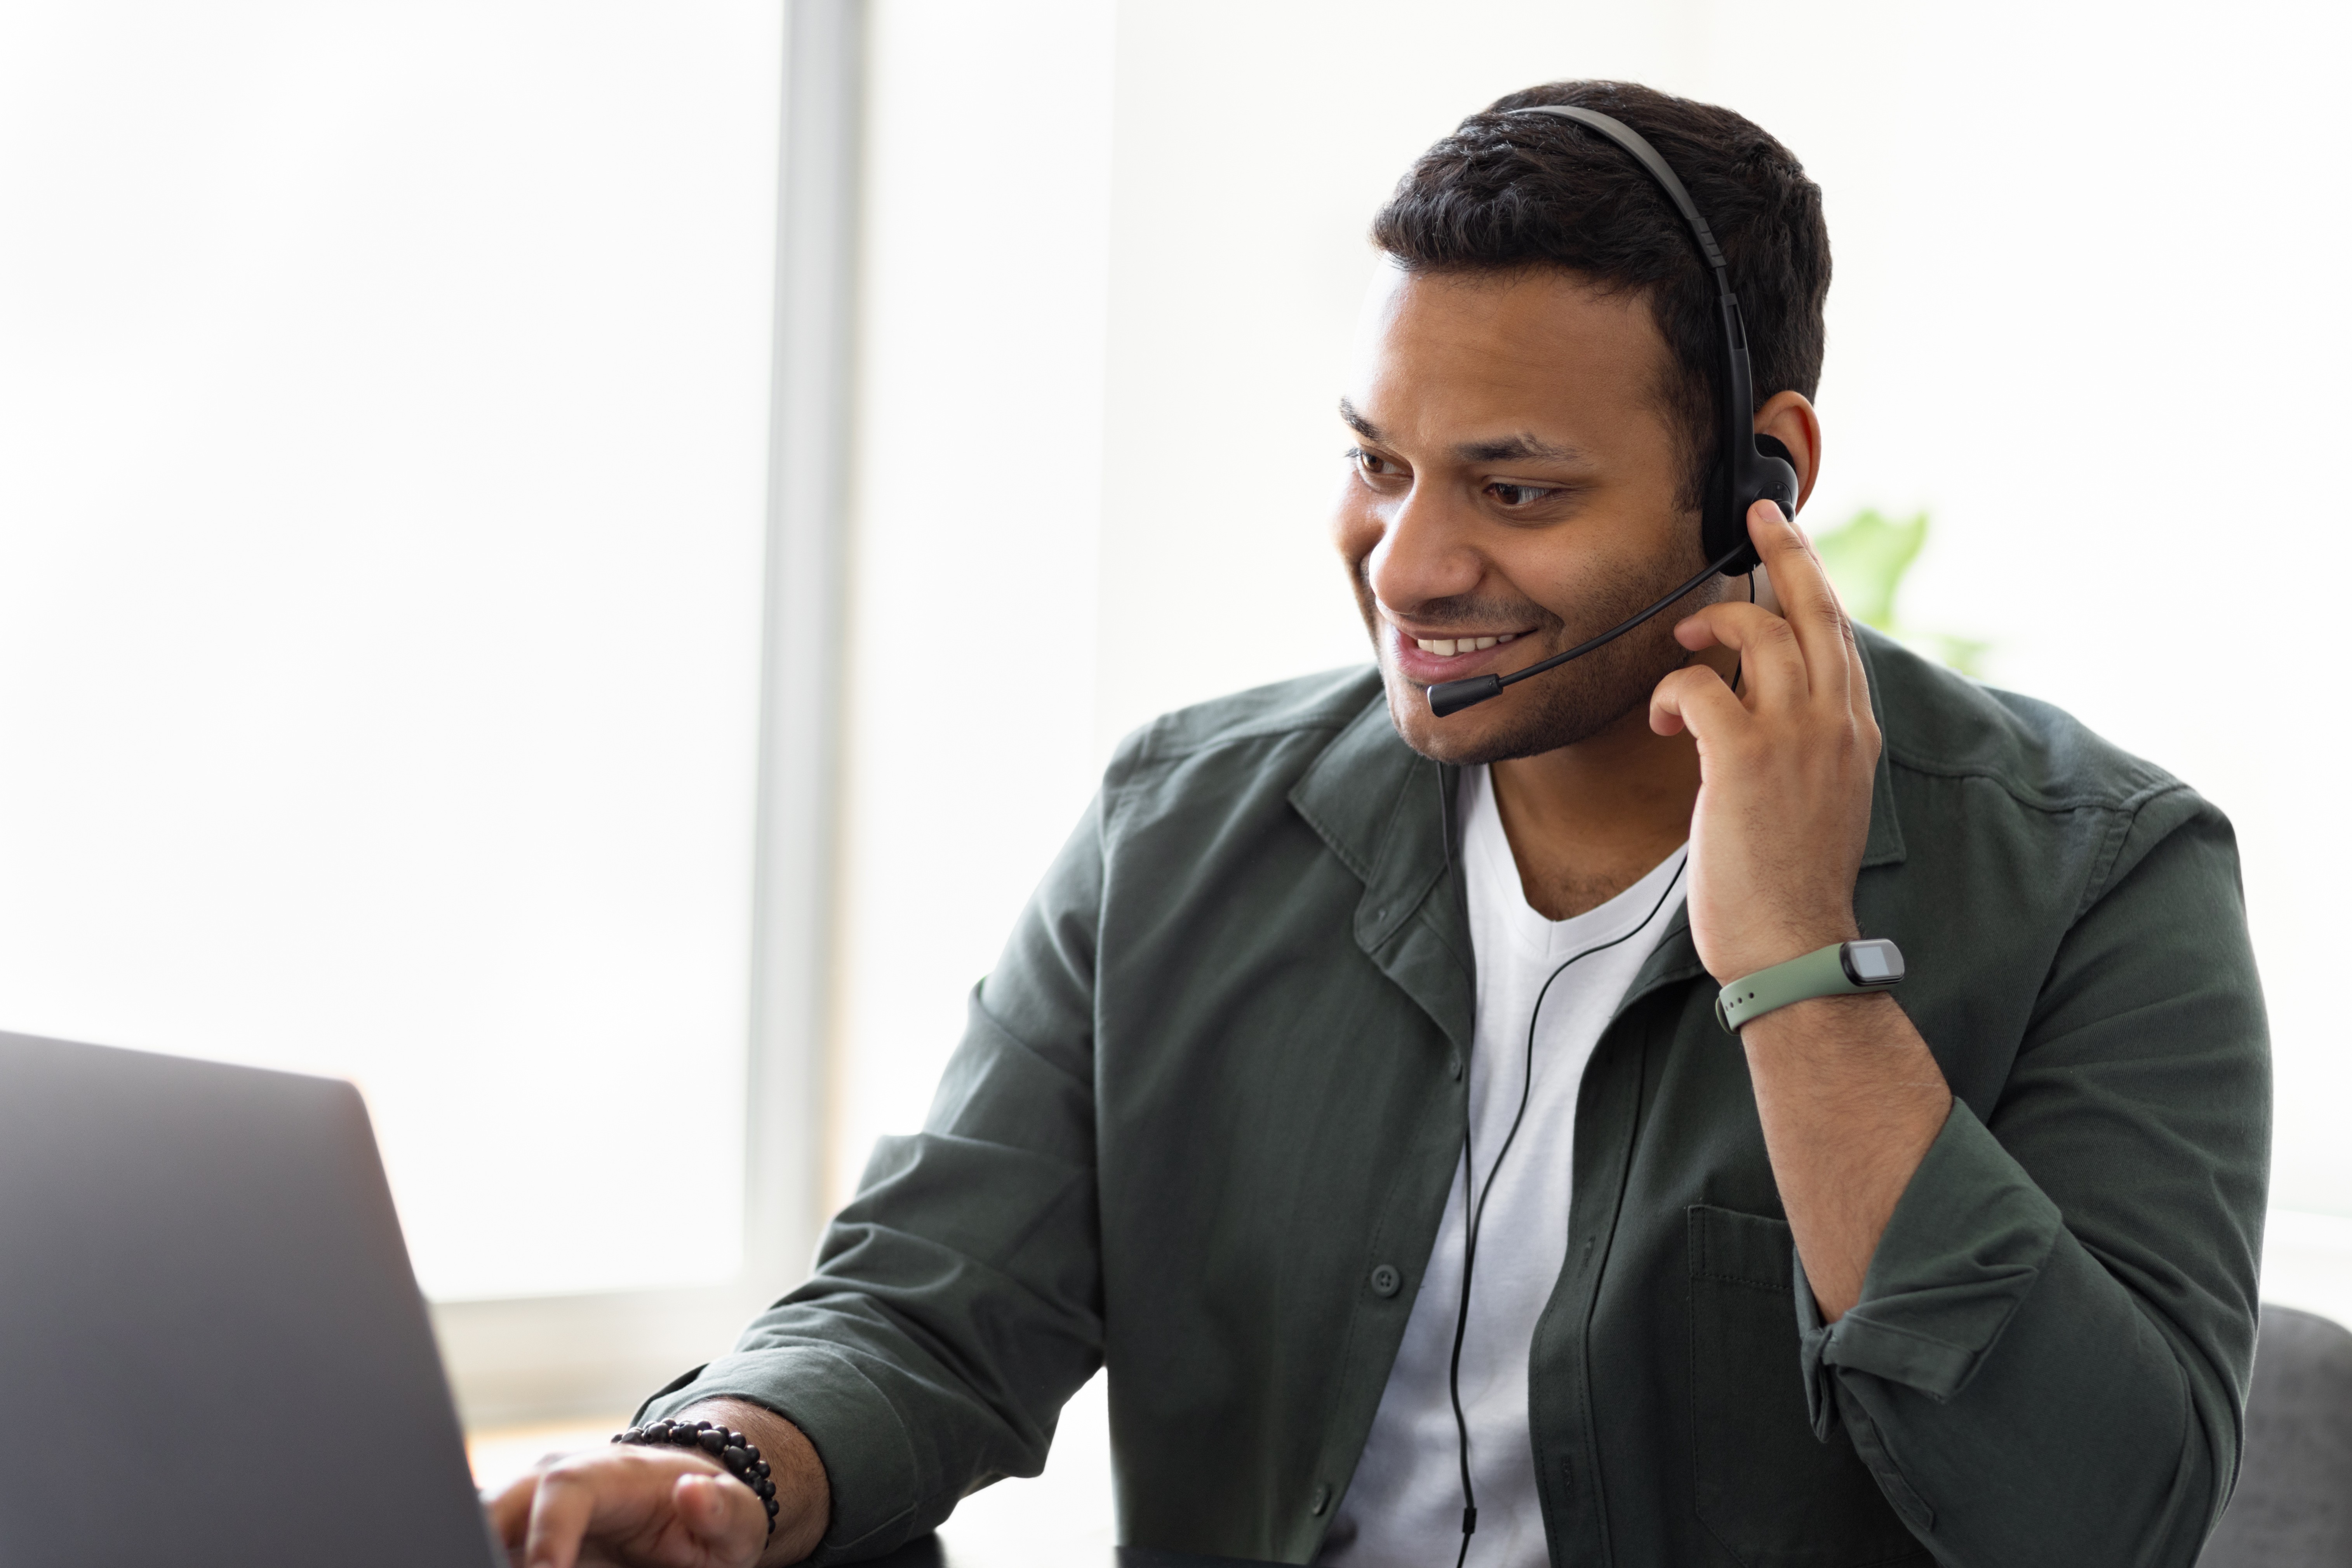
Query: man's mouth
1381 613 1538 684
1408 633 1517 656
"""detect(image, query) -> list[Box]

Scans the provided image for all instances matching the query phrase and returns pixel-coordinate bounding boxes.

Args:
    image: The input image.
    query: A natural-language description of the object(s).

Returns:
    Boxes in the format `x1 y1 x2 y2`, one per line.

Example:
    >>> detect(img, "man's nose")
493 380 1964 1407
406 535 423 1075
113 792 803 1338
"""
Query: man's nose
1367 485 1482 616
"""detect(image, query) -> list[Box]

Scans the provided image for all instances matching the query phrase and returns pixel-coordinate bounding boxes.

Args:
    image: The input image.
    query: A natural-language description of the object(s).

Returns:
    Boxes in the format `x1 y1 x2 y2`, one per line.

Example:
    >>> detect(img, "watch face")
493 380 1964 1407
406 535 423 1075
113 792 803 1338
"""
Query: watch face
1844 940 1903 984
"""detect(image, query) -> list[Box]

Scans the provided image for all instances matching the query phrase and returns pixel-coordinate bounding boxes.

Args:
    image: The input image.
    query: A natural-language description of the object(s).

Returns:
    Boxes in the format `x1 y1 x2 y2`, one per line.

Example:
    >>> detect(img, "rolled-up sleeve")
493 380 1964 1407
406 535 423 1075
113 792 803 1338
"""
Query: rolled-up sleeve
1797 1103 2061 1427
1795 788 2269 1567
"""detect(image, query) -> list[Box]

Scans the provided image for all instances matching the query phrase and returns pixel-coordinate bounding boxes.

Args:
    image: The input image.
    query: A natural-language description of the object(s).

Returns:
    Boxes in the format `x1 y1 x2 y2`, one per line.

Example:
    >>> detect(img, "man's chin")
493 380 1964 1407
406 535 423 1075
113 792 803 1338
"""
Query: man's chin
1376 670 1526 766
1377 658 1650 766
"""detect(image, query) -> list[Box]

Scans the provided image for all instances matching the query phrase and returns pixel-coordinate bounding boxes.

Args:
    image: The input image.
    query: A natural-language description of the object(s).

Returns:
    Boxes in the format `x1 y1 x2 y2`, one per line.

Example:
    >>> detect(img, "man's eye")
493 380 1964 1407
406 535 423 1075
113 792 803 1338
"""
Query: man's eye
1348 447 1400 479
1488 482 1552 508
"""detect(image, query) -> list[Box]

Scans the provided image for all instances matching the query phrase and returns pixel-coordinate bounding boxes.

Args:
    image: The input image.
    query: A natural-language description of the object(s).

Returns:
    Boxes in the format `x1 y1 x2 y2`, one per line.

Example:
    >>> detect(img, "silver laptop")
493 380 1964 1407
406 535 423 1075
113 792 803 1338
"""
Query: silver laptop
0 1028 503 1566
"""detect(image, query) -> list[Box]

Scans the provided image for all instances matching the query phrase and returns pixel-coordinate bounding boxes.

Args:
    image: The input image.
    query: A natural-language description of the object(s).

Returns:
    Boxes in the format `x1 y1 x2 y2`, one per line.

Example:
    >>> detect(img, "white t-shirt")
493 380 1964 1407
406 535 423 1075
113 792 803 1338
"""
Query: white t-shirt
1318 765 1687 1568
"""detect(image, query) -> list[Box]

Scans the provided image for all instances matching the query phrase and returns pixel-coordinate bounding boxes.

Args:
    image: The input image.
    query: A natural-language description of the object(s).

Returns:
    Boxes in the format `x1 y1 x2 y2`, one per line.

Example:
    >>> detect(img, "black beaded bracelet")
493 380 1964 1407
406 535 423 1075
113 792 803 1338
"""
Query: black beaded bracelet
614 1418 780 1537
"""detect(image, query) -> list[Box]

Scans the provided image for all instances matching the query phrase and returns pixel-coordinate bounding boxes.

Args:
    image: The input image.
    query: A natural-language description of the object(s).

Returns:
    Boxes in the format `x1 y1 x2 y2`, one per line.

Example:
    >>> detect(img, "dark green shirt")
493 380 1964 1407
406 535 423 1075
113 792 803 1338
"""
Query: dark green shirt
643 630 2268 1568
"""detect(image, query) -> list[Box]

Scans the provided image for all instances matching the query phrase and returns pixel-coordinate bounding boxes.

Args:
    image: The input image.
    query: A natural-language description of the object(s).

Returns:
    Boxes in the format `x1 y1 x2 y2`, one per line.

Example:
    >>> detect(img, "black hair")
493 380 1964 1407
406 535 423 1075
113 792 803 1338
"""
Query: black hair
1371 80 1830 513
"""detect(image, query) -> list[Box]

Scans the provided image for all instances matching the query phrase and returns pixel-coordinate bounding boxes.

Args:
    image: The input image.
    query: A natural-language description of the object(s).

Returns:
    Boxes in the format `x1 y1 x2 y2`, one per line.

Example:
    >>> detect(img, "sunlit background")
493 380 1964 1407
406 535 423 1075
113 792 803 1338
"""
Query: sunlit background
3 0 2346 1521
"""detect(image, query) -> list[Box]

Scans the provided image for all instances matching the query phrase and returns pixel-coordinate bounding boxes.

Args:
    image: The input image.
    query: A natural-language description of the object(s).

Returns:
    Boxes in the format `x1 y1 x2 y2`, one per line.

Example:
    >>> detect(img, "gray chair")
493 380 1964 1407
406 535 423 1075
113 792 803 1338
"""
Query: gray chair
2201 1304 2352 1566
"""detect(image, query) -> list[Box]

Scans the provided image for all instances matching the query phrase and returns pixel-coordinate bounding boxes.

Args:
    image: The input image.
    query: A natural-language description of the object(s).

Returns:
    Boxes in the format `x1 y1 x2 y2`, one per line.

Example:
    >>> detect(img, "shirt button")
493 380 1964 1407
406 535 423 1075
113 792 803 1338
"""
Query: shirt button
1369 1263 1402 1297
1310 1482 1332 1516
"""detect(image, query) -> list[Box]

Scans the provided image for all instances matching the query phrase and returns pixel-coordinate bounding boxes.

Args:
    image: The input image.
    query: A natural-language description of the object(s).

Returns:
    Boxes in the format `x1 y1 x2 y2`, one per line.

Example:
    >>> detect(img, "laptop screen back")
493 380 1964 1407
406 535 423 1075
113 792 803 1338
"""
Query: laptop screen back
0 1030 501 1568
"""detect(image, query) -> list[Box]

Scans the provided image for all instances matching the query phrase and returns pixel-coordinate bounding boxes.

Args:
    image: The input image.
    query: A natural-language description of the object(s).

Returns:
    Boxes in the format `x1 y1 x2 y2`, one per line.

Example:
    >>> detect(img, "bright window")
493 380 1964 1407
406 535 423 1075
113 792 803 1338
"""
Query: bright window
0 1 783 1301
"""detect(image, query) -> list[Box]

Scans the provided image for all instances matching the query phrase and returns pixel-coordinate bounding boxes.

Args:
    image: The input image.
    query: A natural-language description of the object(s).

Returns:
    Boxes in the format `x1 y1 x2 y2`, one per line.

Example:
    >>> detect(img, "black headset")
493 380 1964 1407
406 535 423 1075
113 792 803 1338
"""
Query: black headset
1425 105 1800 719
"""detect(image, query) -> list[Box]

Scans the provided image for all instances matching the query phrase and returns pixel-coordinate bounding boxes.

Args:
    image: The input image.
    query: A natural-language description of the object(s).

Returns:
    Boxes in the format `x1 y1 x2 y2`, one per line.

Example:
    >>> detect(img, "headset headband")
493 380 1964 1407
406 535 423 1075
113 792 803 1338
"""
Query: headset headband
1505 105 1733 290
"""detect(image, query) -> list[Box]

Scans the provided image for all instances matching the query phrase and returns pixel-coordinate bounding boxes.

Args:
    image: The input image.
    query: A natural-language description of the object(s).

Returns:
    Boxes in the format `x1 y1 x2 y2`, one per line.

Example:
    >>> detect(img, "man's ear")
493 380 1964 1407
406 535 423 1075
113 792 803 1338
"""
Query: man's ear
1754 390 1822 514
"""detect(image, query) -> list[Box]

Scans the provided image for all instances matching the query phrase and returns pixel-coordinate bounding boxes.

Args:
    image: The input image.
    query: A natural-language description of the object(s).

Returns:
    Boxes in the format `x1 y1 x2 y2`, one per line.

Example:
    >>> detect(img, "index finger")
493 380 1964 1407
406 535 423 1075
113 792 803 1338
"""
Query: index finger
1746 500 1853 705
520 1471 596 1568
487 1472 538 1547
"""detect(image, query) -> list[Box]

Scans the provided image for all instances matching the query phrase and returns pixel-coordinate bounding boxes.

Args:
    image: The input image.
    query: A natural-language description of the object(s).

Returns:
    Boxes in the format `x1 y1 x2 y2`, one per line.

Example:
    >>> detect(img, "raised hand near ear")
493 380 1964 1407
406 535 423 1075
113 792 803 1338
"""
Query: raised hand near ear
1647 500 1950 1324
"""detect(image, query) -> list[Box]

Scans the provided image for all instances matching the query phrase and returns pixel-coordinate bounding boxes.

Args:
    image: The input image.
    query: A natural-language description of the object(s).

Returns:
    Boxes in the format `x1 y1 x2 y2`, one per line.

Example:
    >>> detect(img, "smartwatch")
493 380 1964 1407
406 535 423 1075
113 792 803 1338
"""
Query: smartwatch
1715 939 1905 1034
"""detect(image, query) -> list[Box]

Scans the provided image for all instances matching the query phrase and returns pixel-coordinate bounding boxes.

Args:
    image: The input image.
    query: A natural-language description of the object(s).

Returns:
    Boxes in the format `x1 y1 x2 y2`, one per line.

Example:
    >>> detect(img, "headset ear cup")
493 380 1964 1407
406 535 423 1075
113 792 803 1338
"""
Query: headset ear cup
1697 455 1748 574
1705 434 1798 579
1747 433 1800 524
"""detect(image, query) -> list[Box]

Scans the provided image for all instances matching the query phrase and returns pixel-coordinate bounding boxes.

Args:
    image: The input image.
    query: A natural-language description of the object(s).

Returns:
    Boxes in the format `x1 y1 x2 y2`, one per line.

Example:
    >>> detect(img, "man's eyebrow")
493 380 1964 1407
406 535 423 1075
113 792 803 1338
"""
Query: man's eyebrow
1455 432 1585 464
1337 402 1583 465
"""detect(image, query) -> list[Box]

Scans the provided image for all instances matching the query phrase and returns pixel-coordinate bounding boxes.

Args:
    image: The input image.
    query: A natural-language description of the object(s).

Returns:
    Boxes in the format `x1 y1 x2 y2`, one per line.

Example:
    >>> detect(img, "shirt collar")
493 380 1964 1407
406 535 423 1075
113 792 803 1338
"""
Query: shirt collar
1290 651 1906 895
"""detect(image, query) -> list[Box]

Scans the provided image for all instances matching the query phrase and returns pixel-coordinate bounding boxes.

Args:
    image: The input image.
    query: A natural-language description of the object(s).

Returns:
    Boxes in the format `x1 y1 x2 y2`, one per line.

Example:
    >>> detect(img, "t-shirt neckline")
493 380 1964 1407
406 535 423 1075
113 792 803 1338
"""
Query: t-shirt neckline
1461 763 1689 963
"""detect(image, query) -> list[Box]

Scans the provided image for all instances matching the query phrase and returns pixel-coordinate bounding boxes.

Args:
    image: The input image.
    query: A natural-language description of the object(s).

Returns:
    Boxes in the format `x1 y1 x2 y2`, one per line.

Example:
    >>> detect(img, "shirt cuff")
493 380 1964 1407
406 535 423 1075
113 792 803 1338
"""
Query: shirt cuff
636 1345 922 1565
1795 1098 2063 1438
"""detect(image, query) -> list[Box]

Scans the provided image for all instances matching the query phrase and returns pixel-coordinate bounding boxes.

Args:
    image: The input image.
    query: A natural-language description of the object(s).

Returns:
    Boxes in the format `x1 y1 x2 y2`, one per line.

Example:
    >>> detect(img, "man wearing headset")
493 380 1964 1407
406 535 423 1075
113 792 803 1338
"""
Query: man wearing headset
496 82 2267 1568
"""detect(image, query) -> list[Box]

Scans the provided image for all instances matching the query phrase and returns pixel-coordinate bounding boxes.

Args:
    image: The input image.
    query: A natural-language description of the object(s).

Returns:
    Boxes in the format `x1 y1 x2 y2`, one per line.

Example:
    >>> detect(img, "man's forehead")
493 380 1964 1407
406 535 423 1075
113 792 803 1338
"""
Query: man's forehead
1345 261 1667 447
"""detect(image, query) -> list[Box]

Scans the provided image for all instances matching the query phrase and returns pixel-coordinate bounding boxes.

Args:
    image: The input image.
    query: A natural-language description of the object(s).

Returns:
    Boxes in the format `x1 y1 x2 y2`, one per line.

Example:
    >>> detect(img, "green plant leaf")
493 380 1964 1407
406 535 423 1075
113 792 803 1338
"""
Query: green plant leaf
1812 508 1928 632
1807 507 1988 677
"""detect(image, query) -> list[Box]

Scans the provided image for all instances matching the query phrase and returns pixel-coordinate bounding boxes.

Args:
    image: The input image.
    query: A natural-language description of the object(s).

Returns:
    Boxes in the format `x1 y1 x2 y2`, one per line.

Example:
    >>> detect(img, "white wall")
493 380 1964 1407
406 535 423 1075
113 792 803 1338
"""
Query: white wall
830 0 1118 1201
836 0 2352 1342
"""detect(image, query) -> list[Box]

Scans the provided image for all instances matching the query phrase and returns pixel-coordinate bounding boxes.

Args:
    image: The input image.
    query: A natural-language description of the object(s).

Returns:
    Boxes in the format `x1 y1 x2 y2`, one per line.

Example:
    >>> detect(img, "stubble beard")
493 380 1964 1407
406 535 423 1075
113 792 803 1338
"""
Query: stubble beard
1354 553 1724 766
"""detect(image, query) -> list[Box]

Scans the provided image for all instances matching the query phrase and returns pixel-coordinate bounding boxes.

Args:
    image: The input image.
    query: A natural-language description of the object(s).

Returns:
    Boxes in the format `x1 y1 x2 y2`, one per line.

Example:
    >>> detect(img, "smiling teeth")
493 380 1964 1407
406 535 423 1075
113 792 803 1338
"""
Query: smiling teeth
1415 633 1513 655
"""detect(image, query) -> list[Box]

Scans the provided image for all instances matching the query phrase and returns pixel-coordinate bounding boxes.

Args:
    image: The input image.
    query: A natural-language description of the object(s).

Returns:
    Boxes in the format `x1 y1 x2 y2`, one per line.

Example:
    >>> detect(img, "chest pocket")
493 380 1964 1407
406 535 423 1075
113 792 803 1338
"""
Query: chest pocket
1686 1205 1928 1568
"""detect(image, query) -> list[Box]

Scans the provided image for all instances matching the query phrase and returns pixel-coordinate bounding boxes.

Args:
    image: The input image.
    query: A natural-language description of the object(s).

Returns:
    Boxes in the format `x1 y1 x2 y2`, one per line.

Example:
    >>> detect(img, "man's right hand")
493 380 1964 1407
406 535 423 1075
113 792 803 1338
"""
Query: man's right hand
489 1400 831 1568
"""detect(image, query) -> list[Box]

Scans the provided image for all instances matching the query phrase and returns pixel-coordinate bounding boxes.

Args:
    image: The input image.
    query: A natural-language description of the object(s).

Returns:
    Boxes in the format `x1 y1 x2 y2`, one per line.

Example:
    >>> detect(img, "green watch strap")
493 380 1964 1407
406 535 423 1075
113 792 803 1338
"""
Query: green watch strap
1715 939 1905 1034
